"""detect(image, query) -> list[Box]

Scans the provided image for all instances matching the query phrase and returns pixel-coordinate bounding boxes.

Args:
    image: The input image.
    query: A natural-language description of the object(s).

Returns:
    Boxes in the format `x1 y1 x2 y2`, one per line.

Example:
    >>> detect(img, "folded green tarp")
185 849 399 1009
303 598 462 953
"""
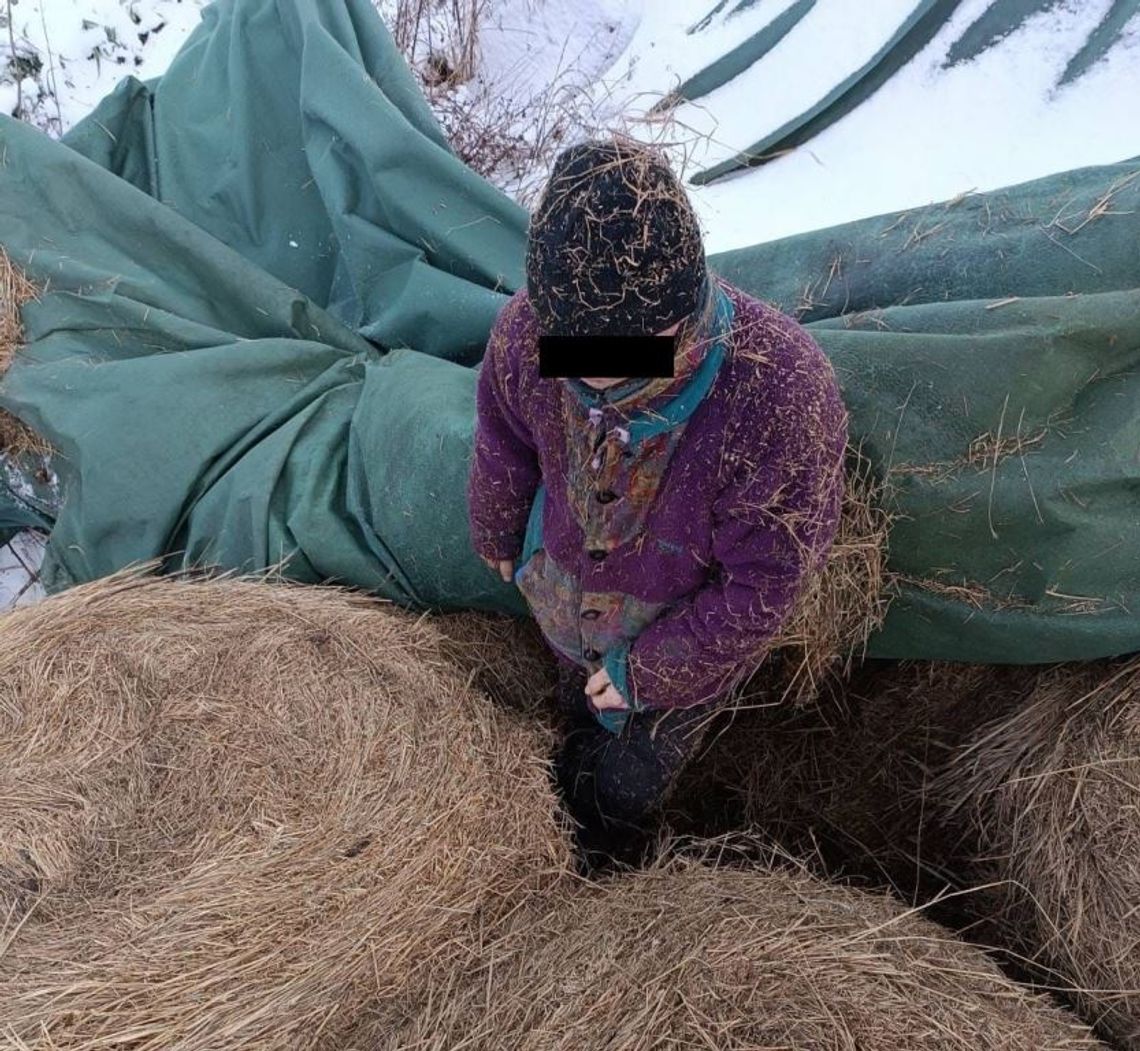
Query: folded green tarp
712 159 1140 317
0 102 524 615
61 0 528 366
1 0 1137 663
0 455 56 546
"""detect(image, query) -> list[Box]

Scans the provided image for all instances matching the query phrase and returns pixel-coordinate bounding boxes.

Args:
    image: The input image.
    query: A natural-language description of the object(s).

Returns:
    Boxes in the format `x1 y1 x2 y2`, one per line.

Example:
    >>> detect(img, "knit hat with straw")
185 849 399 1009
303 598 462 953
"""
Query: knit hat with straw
525 138 708 339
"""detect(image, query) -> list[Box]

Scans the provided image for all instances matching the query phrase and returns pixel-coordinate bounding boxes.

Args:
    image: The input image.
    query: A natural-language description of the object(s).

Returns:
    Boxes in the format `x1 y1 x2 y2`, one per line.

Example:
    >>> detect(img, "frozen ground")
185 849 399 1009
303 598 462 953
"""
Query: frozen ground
2 0 1138 610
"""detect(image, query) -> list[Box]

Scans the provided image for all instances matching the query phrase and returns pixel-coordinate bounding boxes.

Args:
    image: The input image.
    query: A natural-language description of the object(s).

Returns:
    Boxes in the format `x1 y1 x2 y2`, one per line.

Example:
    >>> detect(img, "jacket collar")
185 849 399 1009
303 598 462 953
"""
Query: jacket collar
565 278 733 436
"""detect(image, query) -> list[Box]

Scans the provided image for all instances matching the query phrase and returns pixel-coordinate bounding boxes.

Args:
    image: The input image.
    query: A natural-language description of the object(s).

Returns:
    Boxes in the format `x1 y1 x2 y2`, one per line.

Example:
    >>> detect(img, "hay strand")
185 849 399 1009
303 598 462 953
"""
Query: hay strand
0 247 48 458
762 444 892 705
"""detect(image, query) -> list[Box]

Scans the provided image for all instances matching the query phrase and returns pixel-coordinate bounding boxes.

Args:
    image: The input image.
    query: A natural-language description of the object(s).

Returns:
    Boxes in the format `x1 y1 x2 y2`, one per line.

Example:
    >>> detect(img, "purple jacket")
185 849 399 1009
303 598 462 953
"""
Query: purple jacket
467 275 848 726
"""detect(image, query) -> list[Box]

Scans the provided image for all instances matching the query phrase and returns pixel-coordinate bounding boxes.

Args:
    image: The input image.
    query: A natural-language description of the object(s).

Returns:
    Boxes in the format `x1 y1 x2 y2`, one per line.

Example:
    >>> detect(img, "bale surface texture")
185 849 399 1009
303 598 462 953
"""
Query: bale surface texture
365 859 1104 1050
672 656 1140 1048
940 658 1140 1049
0 573 572 1050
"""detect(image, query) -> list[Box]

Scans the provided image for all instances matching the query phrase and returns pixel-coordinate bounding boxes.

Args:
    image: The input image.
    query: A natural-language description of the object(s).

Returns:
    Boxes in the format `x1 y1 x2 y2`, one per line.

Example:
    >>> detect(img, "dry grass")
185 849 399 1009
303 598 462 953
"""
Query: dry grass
391 0 489 85
0 571 1129 1046
429 85 545 183
671 657 1140 1048
354 856 1104 1050
938 658 1140 1049
429 605 557 715
1048 168 1140 236
387 0 593 200
0 572 574 1049
763 445 892 705
0 249 34 374
666 659 1031 883
0 247 49 458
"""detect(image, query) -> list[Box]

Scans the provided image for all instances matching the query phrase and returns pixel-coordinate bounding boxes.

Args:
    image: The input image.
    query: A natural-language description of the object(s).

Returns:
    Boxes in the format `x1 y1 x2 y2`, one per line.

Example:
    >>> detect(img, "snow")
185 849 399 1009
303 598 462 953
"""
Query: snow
680 0 1140 248
475 0 638 103
2 0 1138 611
0 530 46 610
1 0 211 135
467 0 1140 249
609 0 923 142
4 0 1135 237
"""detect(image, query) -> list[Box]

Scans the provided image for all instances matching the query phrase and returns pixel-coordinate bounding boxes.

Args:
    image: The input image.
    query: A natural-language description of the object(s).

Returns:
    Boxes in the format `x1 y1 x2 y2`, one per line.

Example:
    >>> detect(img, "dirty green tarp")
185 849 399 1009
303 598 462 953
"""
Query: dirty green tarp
1 0 1137 663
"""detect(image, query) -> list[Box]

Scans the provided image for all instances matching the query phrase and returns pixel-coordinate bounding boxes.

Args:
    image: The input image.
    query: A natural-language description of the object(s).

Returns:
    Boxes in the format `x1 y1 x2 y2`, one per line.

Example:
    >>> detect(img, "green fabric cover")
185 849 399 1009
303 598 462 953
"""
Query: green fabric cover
62 0 527 365
943 0 1065 66
0 455 56 546
1 0 1137 664
711 159 1140 317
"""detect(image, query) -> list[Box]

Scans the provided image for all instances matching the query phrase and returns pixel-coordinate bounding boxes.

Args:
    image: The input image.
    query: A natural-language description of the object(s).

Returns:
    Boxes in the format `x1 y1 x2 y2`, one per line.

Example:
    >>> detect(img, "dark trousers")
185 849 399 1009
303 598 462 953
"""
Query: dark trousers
552 661 718 869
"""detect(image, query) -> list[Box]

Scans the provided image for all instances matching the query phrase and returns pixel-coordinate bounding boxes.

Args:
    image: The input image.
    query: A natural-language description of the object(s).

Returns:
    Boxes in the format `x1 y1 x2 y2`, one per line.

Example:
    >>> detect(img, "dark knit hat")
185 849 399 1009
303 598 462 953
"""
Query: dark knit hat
525 138 707 338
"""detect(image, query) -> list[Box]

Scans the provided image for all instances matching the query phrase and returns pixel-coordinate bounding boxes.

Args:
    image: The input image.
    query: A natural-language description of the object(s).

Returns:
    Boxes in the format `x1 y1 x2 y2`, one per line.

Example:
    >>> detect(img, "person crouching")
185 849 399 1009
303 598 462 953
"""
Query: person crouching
466 137 848 871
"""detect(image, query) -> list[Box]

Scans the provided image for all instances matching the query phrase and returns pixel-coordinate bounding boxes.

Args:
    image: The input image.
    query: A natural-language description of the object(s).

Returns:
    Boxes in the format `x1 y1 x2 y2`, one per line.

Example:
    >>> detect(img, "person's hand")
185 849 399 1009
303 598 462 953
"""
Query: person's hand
480 555 515 583
585 666 629 712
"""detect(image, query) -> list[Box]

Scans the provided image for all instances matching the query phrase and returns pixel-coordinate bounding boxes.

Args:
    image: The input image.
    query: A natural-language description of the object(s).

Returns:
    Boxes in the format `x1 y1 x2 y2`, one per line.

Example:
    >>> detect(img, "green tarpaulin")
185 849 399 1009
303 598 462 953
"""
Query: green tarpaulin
1 0 1137 663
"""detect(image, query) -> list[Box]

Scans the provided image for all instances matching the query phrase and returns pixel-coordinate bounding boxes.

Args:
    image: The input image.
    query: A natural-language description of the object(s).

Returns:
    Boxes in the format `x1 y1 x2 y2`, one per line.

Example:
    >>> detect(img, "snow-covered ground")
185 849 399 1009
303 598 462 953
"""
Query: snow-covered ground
2 0 1138 611
5 0 1137 240
0 528 45 609
466 0 1140 247
0 0 209 135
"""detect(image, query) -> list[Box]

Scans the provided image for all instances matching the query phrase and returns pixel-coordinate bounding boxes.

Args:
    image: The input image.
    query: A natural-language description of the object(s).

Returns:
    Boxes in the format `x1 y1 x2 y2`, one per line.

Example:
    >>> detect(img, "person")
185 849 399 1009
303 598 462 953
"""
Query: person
466 136 848 871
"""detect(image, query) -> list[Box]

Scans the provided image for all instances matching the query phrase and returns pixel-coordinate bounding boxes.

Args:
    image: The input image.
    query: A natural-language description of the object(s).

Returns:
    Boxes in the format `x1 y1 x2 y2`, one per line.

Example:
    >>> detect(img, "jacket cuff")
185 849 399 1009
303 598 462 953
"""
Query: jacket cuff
603 640 643 713
594 708 630 736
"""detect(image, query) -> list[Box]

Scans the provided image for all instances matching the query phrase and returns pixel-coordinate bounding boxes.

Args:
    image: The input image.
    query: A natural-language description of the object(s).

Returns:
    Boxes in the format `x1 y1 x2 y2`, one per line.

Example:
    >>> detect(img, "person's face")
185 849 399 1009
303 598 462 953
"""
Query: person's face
578 320 682 389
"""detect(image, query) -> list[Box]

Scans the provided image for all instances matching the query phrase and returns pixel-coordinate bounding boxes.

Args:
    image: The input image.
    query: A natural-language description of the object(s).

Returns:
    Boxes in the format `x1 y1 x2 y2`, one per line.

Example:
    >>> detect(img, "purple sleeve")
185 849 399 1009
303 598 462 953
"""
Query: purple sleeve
622 361 848 711
466 314 542 561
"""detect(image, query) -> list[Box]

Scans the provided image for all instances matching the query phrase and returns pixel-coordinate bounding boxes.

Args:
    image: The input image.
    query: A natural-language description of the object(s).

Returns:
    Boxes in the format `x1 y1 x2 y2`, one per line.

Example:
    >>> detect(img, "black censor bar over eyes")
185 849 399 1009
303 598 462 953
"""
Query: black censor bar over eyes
538 335 676 378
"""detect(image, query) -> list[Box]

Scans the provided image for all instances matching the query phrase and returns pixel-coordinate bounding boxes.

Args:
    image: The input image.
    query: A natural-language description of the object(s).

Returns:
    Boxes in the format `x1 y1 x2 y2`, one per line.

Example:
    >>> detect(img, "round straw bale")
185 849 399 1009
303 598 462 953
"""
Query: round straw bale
430 608 557 716
359 857 1104 1050
0 572 573 1049
936 657 1140 1049
667 659 1038 890
0 246 48 458
673 656 1140 1047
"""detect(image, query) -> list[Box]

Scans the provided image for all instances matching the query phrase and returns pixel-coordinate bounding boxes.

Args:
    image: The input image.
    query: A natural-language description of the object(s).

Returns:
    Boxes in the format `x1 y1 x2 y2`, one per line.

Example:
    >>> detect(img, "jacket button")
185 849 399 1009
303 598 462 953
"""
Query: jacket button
595 489 618 504
589 548 607 562
581 609 601 620
583 648 602 661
